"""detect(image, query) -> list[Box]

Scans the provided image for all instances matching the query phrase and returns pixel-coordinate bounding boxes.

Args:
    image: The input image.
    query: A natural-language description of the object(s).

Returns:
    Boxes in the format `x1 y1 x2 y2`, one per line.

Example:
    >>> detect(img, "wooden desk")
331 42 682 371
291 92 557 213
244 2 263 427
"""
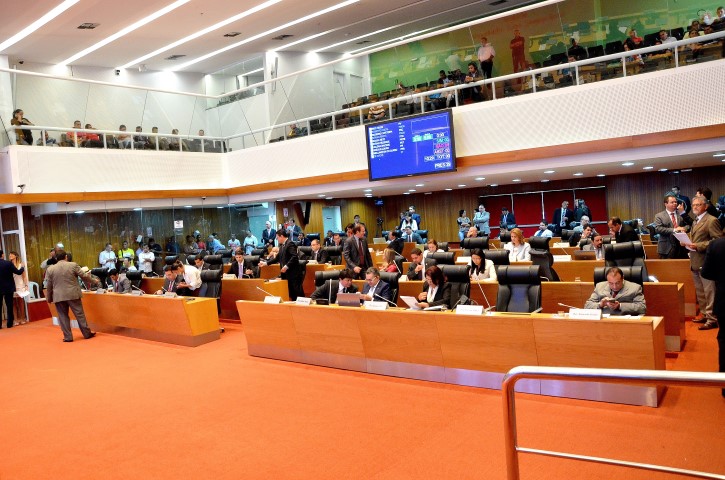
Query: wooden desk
259 264 281 279
78 292 219 346
140 277 164 294
239 301 665 406
469 281 498 310
220 279 289 320
645 260 696 316
552 260 605 281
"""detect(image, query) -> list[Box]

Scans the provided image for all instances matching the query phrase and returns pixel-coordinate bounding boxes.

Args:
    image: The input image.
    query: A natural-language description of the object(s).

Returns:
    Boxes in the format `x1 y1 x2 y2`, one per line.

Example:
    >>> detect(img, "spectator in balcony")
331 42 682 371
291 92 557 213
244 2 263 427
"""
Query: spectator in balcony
656 29 677 48
183 235 199 255
11 109 34 145
134 126 151 150
36 130 58 146
426 79 447 111
477 36 496 79
192 129 214 152
624 29 645 50
288 124 307 138
168 128 183 151
117 124 132 149
151 126 169 150
82 123 103 148
567 38 588 61
367 104 387 121
463 62 485 102
510 28 527 73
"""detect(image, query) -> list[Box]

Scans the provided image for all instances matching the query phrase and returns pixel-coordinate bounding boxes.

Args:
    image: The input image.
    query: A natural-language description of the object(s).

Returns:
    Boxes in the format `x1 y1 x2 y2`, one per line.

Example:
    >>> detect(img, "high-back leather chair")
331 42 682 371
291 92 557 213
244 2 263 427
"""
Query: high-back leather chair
323 246 343 265
461 236 489 251
198 268 223 313
125 270 142 289
379 271 400 303
298 246 312 258
440 264 471 308
251 248 267 257
315 270 342 287
427 252 455 266
560 229 573 242
528 236 550 252
495 265 542 313
593 266 645 286
646 223 659 243
164 255 178 266
603 241 648 279
416 230 428 241
437 242 449 252
527 236 558 281
601 235 613 244
90 268 108 287
204 254 223 270
499 232 512 244
578 238 593 249
217 249 232 264
484 250 510 266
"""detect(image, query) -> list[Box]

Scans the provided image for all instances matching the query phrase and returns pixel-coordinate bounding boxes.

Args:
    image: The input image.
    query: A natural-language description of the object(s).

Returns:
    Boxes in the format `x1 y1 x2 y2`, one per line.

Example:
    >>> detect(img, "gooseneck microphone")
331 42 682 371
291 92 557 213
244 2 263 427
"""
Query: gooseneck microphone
474 279 494 311
130 284 145 295
557 302 578 310
373 293 398 307
255 285 276 297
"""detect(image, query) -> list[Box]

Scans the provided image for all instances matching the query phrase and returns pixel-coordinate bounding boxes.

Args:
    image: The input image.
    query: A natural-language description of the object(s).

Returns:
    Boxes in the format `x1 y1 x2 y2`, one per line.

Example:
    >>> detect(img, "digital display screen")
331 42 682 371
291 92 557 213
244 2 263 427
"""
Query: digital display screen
365 110 456 181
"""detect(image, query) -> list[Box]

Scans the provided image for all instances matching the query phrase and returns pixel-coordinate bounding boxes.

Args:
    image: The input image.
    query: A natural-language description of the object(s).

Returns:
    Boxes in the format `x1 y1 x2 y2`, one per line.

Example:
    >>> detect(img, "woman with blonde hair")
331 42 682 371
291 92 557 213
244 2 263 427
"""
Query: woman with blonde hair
503 228 531 261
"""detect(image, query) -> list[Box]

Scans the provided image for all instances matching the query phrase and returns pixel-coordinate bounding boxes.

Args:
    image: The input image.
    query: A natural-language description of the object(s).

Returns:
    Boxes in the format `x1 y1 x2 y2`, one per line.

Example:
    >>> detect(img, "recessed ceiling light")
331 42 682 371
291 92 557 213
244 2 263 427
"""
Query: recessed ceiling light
365 194 372 197
415 184 424 187
681 168 692 172
318 194 326 197
364 189 372 192
475 177 485 181
541 179 550 183
722 159 725 162
133 207 143 211
403 192 410 195
0 0 80 53
596 174 606 177
458 184 466 187
573 172 583 176
408 189 416 192
489 184 498 187
643 166 654 170
512 178 521 182
184 205 192 208
424 192 432 195
445 188 453 191
622 162 635 166
325 197 333 200
276 199 285 202
658 168 668 172
217 206 224 209
713 153 725 157
543 170 555 174
74 210 85 214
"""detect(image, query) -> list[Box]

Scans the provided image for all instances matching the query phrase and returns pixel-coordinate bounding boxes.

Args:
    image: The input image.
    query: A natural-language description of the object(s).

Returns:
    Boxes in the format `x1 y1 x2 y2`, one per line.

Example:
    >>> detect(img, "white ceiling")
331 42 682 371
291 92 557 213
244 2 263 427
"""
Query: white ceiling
2 0 537 74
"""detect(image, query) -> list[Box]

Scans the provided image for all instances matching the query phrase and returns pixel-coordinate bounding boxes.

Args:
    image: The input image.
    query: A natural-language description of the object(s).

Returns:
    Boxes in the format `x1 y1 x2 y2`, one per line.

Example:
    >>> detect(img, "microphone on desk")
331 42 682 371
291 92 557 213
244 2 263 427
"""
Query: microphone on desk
255 285 276 297
474 279 494 311
450 294 470 311
131 284 145 295
558 302 578 310
540 276 550 282
373 293 398 308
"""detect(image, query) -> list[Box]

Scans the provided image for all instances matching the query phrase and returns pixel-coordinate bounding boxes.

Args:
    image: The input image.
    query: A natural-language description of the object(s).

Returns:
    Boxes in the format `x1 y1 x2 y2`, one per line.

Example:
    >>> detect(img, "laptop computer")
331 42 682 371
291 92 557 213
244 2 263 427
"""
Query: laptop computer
337 292 362 307
572 250 597 260
372 238 387 244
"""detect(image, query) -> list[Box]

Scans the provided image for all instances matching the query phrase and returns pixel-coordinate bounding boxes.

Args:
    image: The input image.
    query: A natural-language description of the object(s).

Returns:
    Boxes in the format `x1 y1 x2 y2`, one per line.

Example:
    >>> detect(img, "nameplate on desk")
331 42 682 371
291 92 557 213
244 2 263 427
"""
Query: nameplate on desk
131 290 144 296
267 278 281 283
363 301 388 310
95 289 107 294
455 305 484 315
553 255 571 262
263 296 282 304
222 274 236 279
456 256 471 264
568 308 601 320
163 292 178 298
295 297 312 305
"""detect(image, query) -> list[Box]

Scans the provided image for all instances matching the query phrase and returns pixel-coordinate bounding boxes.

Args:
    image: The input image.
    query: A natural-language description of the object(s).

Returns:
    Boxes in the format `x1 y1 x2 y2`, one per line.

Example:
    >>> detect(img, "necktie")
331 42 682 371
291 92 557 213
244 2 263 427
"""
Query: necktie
358 239 365 267
238 263 244 279
408 235 412 242
342 287 347 294
670 212 677 227
536 230 541 236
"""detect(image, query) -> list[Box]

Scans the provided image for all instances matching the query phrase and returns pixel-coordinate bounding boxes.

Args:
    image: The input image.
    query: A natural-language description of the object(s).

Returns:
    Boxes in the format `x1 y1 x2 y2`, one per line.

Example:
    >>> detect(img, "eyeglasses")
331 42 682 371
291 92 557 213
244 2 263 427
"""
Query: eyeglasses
692 203 705 207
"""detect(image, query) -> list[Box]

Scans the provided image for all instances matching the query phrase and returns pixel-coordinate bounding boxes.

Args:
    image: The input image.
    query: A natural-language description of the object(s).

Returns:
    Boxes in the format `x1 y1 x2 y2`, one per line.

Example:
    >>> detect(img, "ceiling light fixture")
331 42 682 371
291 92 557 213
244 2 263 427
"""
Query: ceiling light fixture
403 192 410 195
643 166 654 170
512 178 521 182
596 174 606 177
541 179 550 183
474 177 485 181
622 162 634 166
543 170 555 174
133 207 143 211
172 0 360 71
0 0 80 53
415 184 424 187
275 30 336 51
74 210 85 214
363 189 372 192
458 184 466 187
713 153 725 157
573 172 583 176
658 168 668 172
60 0 190 66
347 26 437 55
184 205 193 208
445 188 453 191
122 0 283 69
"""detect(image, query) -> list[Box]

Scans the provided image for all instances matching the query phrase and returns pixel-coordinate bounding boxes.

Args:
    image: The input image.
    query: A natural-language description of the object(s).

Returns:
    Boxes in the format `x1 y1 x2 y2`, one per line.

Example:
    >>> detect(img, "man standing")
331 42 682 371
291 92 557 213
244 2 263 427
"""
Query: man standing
99 243 117 269
0 250 25 329
117 241 135 264
265 230 303 300
573 199 592 223
584 267 646 315
701 237 725 396
608 217 639 243
552 201 573 235
343 224 373 280
477 36 495 79
287 219 302 238
45 250 96 342
672 185 691 214
473 204 490 235
138 244 155 275
510 28 527 73
654 193 689 259
108 268 131 293
500 207 515 229
683 195 723 330
242 230 258 255
262 221 276 247
408 206 421 229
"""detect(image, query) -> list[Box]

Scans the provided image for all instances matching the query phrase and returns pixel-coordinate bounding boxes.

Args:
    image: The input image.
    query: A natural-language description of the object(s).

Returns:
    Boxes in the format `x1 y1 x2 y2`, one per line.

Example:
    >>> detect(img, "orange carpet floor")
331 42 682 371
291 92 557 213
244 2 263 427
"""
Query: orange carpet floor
0 319 723 480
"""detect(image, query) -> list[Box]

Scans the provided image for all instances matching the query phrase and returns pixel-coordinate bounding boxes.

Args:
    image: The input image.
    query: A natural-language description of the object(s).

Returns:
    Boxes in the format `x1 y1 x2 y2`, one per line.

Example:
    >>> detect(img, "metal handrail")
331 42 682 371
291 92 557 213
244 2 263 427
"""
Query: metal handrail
502 366 725 480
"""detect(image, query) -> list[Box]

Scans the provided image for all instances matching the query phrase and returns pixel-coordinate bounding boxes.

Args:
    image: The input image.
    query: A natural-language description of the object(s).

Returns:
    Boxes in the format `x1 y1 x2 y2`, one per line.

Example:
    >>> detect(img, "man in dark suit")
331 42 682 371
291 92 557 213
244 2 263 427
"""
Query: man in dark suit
229 249 258 278
684 195 723 330
311 269 358 304
0 250 25 329
155 265 180 294
552 200 574 235
45 250 96 342
295 231 311 247
343 224 373 279
387 230 404 254
654 193 689 259
407 248 434 281
303 239 329 263
672 185 691 214
701 237 725 396
608 216 639 243
193 254 212 272
401 226 423 244
108 268 131 293
500 207 515 229
261 221 276 247
264 229 303 300
360 267 392 303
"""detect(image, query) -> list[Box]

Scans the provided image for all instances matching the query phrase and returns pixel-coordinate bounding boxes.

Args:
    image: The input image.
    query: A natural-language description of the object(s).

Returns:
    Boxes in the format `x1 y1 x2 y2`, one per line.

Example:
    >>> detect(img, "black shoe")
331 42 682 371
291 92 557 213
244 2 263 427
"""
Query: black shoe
63 339 73 342
698 321 719 330
84 332 96 339
692 316 707 324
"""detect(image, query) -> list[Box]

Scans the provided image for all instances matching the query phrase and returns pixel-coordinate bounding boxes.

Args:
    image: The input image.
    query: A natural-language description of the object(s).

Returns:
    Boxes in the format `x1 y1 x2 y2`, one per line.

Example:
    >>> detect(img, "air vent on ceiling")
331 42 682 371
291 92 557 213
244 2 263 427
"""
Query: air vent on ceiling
490 0 507 5
165 54 187 61
272 34 294 40
224 32 241 37
77 23 100 29
355 40 371 45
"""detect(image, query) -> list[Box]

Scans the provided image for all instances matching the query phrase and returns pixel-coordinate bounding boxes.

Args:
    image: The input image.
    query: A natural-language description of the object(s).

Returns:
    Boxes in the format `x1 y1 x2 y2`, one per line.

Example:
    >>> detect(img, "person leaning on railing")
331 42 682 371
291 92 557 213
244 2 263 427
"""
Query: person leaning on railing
10 109 34 145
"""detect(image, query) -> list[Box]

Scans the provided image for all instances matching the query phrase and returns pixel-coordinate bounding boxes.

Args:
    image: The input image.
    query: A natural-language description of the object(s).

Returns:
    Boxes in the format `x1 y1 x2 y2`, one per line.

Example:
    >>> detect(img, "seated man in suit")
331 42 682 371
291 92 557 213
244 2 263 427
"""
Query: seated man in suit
155 265 180 295
303 239 329 264
193 254 212 272
416 265 452 309
608 216 639 243
108 269 131 293
401 226 423 244
295 231 311 247
584 266 646 315
569 224 594 247
360 267 392 303
407 248 425 281
582 234 604 260
229 248 258 278
311 269 358 304
387 230 404 254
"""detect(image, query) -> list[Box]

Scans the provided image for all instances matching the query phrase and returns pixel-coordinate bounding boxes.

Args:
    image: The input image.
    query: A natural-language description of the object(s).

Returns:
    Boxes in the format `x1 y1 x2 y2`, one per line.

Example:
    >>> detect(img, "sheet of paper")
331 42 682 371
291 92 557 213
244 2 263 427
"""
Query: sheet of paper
673 232 693 245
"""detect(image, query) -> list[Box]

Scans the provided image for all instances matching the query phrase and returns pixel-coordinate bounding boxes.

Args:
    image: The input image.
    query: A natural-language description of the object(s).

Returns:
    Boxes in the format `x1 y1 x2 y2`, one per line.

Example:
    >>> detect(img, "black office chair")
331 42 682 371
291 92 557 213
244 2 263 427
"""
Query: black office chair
198 269 223 315
461 237 489 251
323 246 343 265
204 254 223 270
484 250 510 266
605 40 624 55
593 266 645 286
379 271 400 303
315 270 343 287
587 45 604 58
125 271 142 289
601 235 613 245
298 260 309 288
427 252 455 266
437 242 449 252
603 241 648 280
242 255 261 278
90 268 108 287
528 236 551 252
417 230 428 241
298 246 312 258
164 255 178 266
499 232 512 244
578 238 593 249
495 265 543 313
217 249 232 264
440 264 471 308
527 236 558 281
560 229 573 242
646 223 659 243
251 248 267 257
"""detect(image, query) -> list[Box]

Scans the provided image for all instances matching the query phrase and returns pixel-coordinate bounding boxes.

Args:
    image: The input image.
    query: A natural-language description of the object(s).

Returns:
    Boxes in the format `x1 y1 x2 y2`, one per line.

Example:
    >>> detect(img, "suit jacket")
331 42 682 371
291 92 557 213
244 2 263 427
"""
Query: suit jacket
688 212 723 270
654 209 686 256
388 237 404 254
311 280 358 304
701 237 725 319
161 276 180 293
0 259 25 293
343 235 373 274
582 243 604 259
304 249 330 264
261 228 276 246
422 282 452 308
111 277 131 293
500 212 515 227
552 207 573 232
407 261 424 281
268 239 301 280
229 260 258 278
45 261 85 303
402 232 423 244
584 279 646 315
615 223 639 243
363 279 391 303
